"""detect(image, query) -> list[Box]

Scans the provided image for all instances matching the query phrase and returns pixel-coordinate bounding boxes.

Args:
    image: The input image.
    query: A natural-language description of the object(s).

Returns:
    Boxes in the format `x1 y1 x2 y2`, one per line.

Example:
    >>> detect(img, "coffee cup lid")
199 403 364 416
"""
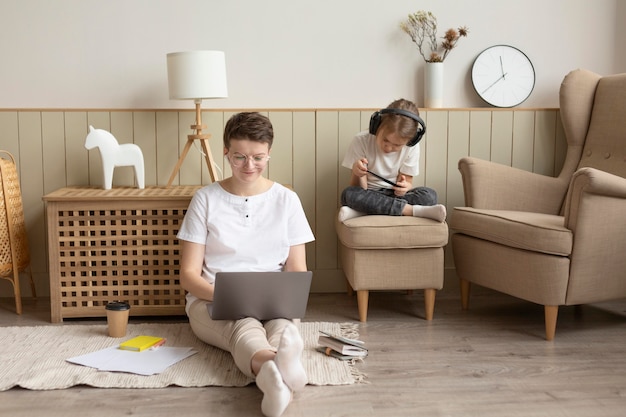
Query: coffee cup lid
105 301 130 311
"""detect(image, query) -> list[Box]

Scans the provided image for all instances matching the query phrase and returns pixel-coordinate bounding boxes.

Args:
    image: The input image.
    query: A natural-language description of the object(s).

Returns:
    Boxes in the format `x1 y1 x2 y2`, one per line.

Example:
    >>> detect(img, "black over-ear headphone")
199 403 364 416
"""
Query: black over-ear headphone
368 108 426 147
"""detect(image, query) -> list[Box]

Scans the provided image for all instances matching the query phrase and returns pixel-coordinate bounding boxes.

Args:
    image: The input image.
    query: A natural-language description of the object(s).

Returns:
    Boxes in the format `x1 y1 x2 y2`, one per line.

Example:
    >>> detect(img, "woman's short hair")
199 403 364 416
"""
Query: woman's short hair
223 112 274 149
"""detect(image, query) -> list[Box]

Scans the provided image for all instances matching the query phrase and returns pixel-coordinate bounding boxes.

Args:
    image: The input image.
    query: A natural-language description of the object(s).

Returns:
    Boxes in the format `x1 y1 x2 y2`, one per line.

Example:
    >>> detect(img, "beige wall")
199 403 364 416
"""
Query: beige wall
0 1 623 109
0 108 565 297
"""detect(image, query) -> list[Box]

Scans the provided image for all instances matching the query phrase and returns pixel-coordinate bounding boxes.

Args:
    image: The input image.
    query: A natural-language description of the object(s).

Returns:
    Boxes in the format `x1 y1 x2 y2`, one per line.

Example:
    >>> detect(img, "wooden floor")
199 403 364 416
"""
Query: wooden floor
1 290 626 417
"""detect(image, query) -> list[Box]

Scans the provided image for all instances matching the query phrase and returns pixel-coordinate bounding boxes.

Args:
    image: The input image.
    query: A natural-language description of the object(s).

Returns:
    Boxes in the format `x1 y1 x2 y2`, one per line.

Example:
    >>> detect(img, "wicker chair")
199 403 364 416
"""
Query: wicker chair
0 150 36 314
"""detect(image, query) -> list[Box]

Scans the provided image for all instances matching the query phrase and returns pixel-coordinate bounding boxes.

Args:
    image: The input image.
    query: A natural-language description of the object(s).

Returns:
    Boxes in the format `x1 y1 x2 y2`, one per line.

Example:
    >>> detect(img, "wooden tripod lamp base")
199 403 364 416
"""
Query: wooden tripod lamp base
165 50 228 186
166 101 219 187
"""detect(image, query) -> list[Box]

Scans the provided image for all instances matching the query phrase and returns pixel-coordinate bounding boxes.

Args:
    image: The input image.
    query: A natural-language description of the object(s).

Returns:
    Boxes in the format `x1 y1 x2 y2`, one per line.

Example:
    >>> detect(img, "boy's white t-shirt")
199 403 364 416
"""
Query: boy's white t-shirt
341 131 420 189
177 182 315 312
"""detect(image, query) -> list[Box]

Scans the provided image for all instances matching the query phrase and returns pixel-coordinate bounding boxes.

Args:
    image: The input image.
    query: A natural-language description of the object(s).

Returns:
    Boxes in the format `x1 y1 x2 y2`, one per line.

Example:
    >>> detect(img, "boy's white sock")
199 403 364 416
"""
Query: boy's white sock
412 204 447 222
338 206 365 222
257 360 292 417
274 323 308 391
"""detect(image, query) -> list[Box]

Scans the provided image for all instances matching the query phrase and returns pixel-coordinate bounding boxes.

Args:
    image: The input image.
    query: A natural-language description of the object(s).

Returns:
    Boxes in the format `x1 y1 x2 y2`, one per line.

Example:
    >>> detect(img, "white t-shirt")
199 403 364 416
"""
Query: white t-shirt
341 131 420 189
177 182 315 310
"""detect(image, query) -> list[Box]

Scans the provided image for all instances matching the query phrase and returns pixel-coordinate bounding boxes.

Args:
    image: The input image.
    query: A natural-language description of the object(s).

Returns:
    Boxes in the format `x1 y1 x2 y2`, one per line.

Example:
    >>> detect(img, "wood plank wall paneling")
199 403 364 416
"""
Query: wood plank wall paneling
316 111 340 273
0 109 565 297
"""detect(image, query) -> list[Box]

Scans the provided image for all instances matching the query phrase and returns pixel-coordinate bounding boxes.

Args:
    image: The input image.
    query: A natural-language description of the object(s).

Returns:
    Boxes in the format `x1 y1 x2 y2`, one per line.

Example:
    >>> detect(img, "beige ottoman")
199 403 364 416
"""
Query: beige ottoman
336 214 449 322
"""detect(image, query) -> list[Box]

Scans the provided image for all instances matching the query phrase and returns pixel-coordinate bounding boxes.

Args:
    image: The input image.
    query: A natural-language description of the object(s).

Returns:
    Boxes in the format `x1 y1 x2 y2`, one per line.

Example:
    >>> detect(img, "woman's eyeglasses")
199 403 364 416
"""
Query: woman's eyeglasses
229 152 270 168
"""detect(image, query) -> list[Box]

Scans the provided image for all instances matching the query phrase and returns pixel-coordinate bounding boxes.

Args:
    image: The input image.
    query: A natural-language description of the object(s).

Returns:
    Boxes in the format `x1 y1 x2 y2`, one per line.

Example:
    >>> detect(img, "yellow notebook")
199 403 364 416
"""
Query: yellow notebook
119 335 166 352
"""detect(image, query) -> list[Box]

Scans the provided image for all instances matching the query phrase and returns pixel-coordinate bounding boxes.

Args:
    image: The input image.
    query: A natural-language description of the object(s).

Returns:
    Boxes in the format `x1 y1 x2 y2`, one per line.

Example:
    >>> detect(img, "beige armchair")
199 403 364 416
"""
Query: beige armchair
449 69 626 340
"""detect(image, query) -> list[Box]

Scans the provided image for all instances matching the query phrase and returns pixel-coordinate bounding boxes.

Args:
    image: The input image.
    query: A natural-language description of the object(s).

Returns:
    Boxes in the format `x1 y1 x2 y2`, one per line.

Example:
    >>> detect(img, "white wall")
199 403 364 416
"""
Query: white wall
0 0 623 110
617 0 626 72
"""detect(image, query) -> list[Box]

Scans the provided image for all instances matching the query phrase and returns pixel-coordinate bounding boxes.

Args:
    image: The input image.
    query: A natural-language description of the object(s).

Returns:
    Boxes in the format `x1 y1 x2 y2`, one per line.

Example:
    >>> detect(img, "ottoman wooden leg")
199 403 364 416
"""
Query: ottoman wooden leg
356 290 369 322
424 288 436 320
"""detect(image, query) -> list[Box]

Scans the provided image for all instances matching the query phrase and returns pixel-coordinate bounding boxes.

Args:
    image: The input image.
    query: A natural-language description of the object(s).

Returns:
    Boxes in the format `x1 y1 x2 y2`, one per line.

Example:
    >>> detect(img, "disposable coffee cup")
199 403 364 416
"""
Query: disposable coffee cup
105 301 130 338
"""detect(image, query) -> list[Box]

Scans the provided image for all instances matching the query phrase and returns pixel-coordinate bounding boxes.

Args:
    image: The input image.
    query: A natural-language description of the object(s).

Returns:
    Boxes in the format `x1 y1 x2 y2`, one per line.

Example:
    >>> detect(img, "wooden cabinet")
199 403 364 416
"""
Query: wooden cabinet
43 186 201 322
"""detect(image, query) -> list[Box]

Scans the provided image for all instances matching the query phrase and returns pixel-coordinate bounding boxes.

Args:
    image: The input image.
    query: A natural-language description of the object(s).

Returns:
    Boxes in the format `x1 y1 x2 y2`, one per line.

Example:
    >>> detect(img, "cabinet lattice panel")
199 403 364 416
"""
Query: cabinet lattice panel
44 186 201 322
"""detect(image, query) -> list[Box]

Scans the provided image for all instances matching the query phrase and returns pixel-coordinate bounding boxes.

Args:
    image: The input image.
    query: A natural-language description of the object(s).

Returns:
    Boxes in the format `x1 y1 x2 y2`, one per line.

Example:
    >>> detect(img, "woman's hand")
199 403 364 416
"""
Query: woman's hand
284 244 307 272
180 240 215 301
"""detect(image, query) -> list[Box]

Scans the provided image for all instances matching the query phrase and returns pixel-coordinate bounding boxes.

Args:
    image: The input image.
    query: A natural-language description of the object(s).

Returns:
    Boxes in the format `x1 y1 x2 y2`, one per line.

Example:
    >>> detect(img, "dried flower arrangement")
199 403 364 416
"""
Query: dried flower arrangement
400 11 468 63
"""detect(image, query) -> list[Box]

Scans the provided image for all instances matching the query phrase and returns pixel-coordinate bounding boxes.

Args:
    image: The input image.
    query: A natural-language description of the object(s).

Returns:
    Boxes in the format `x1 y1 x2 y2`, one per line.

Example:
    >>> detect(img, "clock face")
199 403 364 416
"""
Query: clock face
471 45 535 107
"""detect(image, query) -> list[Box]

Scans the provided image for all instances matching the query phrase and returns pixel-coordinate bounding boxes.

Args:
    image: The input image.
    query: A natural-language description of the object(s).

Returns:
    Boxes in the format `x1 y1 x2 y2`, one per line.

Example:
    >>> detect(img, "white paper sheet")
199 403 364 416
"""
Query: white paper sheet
67 346 197 376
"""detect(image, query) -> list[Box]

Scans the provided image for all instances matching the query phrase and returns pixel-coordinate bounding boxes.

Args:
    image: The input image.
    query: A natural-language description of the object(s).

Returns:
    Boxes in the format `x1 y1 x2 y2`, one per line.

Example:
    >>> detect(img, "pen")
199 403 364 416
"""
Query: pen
149 338 167 350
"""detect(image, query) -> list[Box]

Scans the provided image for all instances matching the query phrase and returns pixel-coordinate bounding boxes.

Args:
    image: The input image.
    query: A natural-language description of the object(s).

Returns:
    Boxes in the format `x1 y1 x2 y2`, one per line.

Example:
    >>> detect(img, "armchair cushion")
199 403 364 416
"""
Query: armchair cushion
450 208 572 256
576 73 626 179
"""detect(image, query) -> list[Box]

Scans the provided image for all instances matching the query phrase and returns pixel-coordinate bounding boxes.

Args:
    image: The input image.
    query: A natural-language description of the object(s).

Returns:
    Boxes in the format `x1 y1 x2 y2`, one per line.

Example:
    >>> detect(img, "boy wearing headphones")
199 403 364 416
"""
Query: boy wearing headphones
339 98 446 222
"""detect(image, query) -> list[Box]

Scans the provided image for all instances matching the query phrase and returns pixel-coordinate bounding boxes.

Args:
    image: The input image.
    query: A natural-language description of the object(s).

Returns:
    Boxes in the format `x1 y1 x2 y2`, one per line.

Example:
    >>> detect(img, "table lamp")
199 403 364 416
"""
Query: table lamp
166 50 228 186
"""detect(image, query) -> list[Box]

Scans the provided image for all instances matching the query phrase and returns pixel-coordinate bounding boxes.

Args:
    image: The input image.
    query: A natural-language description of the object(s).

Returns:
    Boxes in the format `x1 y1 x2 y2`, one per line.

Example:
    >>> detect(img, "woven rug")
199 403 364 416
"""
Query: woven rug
0 321 365 391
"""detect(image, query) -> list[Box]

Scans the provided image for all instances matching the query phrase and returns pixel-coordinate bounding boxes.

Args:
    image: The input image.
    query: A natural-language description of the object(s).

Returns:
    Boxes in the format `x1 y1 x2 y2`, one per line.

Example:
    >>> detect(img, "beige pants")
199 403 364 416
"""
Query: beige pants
188 299 297 378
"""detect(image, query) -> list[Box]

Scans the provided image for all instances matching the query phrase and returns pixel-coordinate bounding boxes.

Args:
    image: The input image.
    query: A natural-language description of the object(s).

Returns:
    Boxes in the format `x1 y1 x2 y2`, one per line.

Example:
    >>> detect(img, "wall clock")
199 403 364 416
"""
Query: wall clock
471 45 535 108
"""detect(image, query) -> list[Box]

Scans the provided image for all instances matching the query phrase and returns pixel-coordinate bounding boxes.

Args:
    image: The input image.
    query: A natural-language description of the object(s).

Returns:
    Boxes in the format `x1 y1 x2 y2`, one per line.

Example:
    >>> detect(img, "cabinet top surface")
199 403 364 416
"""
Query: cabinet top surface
42 185 203 202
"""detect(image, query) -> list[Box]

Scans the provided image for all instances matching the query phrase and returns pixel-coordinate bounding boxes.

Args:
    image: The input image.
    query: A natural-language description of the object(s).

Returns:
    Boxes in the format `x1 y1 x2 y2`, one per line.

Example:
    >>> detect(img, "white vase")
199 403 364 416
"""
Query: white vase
424 62 444 108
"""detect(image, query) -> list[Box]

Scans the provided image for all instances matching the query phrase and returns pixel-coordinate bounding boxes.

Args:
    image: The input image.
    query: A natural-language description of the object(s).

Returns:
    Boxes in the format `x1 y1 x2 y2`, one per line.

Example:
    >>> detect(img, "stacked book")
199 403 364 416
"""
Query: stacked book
317 331 368 360
119 335 166 352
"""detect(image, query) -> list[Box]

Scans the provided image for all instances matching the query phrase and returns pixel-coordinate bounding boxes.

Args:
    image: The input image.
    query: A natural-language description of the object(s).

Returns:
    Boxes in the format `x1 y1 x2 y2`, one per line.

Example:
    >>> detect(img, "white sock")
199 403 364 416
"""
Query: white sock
274 323 308 392
412 204 447 222
338 206 365 222
257 361 292 417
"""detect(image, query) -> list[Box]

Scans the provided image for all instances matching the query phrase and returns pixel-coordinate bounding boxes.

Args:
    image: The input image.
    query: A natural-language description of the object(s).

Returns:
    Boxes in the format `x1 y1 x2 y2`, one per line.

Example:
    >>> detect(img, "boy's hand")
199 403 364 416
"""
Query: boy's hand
393 175 410 196
352 158 368 178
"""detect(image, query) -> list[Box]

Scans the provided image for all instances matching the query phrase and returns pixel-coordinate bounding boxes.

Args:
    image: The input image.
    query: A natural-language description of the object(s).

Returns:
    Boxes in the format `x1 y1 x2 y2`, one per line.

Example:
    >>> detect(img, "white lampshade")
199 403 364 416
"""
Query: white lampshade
167 50 228 100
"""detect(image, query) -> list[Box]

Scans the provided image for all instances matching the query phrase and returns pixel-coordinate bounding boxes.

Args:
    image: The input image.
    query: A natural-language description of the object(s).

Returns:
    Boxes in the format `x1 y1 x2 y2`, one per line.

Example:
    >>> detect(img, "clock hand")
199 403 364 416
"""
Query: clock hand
500 56 506 80
481 72 508 94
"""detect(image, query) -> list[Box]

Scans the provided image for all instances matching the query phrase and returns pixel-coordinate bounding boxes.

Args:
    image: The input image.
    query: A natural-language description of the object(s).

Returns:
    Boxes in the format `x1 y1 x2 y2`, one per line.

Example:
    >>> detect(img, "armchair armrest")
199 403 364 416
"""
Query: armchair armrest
564 167 626 232
458 157 568 213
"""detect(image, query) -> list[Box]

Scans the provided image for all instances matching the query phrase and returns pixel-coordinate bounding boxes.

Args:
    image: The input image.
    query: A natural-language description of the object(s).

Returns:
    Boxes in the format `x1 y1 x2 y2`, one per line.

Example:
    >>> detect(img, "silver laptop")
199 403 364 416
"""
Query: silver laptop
207 271 313 320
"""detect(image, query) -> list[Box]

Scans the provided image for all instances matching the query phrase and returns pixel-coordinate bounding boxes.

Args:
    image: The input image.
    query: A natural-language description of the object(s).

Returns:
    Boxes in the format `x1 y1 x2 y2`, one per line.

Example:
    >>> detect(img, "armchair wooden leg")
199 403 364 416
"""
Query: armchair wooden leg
460 278 471 310
424 288 436 320
356 290 369 322
544 305 559 341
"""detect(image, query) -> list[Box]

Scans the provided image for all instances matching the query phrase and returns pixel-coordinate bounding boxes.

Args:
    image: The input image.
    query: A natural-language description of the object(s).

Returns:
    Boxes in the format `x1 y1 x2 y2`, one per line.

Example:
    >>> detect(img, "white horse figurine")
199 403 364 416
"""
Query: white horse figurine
84 125 145 190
